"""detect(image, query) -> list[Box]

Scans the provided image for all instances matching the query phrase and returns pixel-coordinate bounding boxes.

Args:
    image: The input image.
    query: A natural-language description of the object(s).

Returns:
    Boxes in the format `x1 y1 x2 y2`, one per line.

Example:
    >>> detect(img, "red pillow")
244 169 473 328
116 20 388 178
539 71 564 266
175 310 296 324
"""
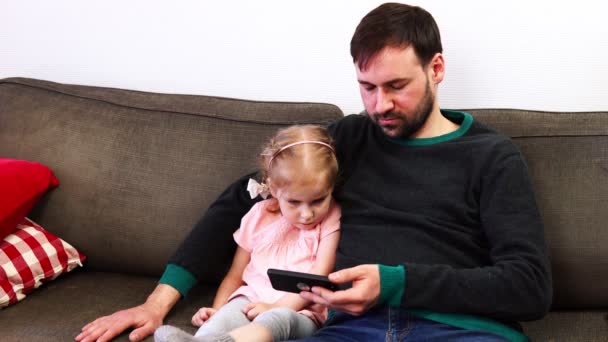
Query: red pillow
0 159 59 239
1 218 86 307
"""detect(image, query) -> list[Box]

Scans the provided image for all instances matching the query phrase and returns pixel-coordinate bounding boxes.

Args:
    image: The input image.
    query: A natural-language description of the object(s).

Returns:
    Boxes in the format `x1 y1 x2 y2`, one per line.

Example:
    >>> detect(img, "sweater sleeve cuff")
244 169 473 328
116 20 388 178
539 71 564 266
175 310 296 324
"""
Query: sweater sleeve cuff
378 264 406 307
158 264 197 298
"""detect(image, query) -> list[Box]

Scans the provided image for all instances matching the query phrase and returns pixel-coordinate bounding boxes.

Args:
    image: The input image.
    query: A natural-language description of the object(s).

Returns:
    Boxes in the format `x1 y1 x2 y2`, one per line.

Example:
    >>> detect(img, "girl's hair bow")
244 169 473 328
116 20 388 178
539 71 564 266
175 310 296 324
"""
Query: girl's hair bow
246 178 270 199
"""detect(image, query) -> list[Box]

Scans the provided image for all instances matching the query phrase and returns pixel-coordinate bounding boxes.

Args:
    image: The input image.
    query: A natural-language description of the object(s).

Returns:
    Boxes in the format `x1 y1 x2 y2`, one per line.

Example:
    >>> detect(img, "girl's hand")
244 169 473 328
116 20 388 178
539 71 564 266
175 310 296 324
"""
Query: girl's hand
191 307 217 327
242 302 277 320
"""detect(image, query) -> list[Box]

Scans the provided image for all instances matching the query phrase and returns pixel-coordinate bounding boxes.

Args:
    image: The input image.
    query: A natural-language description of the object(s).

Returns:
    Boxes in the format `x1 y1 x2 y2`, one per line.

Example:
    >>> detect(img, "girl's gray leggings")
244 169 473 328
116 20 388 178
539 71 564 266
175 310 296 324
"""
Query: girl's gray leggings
195 296 318 341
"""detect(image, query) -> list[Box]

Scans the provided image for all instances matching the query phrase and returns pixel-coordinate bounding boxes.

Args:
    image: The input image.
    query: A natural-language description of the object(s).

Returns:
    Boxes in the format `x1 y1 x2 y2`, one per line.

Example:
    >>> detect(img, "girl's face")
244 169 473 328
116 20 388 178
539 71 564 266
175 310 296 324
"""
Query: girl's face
271 180 333 230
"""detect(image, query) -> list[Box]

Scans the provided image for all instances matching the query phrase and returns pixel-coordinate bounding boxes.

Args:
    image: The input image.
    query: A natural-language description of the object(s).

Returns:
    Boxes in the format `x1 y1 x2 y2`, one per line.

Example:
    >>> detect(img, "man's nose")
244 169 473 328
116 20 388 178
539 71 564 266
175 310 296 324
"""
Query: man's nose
375 89 394 114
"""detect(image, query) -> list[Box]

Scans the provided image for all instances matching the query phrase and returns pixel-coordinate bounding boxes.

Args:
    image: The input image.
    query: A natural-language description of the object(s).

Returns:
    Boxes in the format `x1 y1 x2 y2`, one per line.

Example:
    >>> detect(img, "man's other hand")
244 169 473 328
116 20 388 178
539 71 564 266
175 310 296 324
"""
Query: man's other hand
75 284 180 342
75 302 163 342
300 264 381 316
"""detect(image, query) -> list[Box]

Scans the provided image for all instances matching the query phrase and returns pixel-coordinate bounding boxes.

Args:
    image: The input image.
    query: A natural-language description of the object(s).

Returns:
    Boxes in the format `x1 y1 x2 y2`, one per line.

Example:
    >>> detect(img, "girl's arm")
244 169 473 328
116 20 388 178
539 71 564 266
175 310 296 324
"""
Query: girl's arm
211 246 251 309
271 230 341 311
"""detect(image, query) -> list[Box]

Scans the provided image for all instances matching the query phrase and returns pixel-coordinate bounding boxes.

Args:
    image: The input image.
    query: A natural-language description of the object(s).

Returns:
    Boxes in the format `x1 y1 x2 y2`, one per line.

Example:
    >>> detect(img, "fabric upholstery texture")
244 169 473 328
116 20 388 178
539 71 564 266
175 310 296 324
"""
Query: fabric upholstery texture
1 218 85 307
0 270 209 341
0 78 606 341
0 158 59 239
0 78 342 278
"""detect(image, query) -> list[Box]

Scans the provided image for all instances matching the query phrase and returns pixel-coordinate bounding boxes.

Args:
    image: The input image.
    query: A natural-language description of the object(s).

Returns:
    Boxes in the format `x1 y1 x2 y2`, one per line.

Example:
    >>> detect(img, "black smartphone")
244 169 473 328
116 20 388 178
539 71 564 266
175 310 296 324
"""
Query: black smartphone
267 268 339 293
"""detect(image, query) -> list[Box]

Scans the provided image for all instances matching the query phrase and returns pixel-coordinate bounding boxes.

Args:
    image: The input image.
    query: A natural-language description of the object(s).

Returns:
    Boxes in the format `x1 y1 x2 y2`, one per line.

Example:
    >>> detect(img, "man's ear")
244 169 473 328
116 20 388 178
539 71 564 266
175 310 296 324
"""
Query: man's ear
428 53 445 84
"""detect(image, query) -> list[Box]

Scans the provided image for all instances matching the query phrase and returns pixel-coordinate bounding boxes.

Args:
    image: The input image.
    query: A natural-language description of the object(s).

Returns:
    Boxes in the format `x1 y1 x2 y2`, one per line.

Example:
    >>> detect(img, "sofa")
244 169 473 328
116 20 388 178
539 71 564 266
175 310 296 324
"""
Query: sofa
0 77 606 341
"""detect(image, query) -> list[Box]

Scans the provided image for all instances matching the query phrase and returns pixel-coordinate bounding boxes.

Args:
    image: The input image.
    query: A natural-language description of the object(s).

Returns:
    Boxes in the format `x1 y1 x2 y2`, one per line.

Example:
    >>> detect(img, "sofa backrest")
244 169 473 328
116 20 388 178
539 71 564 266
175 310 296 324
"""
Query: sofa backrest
0 77 343 278
466 109 607 310
1 78 606 312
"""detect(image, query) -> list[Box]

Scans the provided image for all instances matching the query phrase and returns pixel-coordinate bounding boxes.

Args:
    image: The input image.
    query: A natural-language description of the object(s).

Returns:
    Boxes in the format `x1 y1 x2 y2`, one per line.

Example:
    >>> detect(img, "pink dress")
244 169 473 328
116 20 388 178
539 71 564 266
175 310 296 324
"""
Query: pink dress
228 199 340 326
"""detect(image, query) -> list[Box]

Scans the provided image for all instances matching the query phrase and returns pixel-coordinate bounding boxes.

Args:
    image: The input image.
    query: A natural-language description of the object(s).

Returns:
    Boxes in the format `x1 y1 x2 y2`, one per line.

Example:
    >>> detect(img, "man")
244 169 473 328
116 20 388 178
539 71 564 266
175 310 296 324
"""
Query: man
76 3 551 342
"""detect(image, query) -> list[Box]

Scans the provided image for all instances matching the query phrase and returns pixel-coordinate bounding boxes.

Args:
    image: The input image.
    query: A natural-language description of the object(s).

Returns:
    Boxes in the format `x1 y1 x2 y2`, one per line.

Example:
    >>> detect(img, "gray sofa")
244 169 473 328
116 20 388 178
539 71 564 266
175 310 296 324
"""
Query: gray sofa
0 77 606 341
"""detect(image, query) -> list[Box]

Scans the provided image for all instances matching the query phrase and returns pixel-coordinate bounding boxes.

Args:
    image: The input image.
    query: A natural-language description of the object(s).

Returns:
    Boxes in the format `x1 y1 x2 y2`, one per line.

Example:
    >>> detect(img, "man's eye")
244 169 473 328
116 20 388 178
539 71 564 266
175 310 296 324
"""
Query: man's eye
362 85 375 91
390 84 405 90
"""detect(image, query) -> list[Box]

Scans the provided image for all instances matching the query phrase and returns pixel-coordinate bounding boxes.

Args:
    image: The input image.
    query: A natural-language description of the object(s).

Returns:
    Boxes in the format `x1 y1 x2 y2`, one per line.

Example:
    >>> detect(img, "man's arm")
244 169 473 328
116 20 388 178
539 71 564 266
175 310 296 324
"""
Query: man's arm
400 151 552 320
167 172 260 288
303 148 552 321
76 173 260 342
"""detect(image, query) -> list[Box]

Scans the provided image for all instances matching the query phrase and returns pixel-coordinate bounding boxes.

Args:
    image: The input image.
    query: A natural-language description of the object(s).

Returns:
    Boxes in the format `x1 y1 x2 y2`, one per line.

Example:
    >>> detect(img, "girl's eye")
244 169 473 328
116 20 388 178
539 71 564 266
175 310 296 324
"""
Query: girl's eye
313 197 326 205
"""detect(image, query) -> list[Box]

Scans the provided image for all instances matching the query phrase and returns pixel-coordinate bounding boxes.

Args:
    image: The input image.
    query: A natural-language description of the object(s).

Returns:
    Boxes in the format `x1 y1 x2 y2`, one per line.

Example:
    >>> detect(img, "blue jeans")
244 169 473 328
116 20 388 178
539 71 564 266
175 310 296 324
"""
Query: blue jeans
289 307 510 342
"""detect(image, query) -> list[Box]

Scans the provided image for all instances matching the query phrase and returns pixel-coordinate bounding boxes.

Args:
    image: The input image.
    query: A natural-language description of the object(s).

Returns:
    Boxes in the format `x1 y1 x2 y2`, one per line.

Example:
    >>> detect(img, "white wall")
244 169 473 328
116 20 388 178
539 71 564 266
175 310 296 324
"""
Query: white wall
2 0 607 114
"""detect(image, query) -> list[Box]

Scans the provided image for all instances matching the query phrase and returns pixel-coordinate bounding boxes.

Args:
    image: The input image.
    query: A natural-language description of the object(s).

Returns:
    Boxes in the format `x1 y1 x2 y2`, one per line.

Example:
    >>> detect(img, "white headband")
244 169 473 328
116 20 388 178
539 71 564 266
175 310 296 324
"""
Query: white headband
268 140 335 169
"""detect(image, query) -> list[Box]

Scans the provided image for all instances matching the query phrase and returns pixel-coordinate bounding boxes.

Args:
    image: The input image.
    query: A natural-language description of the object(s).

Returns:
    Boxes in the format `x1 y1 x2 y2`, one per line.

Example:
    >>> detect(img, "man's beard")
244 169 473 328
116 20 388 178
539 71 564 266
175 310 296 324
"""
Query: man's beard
372 79 434 139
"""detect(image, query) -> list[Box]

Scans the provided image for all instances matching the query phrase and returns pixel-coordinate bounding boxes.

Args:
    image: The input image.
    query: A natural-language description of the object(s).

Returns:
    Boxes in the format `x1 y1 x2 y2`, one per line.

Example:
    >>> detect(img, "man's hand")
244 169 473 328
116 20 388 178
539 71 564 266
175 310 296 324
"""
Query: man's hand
75 284 180 342
243 302 277 320
75 303 163 342
191 307 217 327
299 264 381 316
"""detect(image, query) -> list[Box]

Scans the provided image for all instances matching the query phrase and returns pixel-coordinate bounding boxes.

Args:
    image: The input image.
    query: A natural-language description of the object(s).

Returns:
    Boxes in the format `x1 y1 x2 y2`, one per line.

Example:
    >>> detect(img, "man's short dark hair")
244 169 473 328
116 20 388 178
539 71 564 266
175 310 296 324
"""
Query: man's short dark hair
350 3 443 70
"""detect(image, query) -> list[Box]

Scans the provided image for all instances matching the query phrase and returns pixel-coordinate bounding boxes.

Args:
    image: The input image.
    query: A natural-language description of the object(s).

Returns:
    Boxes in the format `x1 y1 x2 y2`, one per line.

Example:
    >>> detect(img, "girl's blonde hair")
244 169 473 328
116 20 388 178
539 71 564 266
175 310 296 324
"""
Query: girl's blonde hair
259 125 338 194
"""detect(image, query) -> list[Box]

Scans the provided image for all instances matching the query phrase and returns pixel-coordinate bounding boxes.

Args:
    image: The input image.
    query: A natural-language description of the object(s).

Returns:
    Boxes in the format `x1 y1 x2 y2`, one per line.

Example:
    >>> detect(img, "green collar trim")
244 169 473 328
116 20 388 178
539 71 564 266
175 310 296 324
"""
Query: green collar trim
388 110 473 146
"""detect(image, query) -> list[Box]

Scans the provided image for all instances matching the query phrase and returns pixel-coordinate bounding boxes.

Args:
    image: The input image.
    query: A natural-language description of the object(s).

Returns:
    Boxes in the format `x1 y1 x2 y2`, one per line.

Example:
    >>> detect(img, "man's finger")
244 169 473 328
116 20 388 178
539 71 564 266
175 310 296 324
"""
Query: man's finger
300 289 331 306
323 286 365 305
77 316 108 339
300 290 352 313
328 265 365 283
96 316 137 342
309 285 369 311
80 317 102 333
310 285 336 299
81 326 108 342
130 322 156 342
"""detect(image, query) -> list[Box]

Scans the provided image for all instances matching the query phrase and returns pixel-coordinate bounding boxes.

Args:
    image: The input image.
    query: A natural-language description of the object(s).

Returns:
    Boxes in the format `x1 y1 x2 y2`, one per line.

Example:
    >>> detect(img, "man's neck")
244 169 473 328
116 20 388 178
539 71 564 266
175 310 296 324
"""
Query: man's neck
411 108 460 139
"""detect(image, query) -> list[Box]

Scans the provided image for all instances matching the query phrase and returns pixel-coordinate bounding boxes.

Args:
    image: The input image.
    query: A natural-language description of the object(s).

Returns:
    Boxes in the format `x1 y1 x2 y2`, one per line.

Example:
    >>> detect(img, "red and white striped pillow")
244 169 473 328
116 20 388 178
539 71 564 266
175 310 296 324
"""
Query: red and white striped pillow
0 218 86 308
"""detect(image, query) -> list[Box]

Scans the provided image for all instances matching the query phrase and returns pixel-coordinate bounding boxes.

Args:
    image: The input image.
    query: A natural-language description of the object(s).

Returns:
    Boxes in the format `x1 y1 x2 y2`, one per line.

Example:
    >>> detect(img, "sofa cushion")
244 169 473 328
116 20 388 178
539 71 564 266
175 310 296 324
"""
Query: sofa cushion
0 158 59 239
1 218 85 307
522 310 608 341
0 270 214 341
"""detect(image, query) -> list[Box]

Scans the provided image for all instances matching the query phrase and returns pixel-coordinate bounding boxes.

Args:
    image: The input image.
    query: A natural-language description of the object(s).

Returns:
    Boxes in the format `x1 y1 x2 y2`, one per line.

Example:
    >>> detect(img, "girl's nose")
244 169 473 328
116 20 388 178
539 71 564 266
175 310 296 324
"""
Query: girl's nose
300 207 313 220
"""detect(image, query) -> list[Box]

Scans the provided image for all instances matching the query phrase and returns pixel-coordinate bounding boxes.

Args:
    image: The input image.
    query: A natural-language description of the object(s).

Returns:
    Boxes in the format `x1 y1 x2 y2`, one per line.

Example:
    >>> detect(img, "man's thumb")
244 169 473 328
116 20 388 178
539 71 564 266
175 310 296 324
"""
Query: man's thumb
130 325 154 342
329 267 356 283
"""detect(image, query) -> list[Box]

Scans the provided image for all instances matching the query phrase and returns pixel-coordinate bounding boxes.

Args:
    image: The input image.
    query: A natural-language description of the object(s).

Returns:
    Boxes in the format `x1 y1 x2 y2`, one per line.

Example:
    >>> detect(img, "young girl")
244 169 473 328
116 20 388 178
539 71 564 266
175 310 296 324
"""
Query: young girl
155 125 340 342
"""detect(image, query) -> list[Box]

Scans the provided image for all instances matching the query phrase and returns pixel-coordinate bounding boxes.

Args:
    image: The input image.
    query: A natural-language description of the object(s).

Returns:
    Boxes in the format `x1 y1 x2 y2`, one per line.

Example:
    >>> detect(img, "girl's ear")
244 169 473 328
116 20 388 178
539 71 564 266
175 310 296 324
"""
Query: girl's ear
267 197 280 212
267 179 278 198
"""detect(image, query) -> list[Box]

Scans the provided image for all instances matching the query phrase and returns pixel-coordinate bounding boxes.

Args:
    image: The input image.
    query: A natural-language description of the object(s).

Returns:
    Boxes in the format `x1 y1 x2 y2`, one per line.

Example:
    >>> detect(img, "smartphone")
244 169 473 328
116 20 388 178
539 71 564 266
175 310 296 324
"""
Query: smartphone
267 268 339 293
